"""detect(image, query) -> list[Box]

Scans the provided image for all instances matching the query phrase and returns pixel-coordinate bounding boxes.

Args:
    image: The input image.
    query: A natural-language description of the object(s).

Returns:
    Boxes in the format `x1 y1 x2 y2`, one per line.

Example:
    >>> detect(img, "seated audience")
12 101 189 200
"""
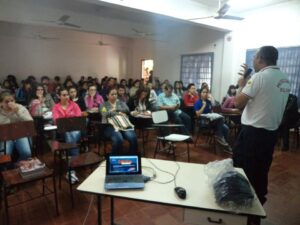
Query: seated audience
222 84 237 104
1 79 13 92
15 79 32 106
120 79 129 93
100 87 138 154
157 84 191 135
68 86 87 112
0 91 32 160
148 82 158 111
201 82 218 106
100 77 116 100
221 96 241 113
174 81 184 100
52 87 82 183
29 83 55 117
84 84 104 112
128 86 151 115
129 79 140 97
78 81 88 98
117 84 129 103
194 87 231 152
183 83 199 107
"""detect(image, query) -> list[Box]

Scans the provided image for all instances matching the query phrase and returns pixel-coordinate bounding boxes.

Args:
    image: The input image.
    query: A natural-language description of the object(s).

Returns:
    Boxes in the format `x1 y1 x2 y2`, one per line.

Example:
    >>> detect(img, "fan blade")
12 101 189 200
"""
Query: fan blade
215 15 244 20
63 22 81 28
188 16 214 20
98 41 110 46
58 15 70 23
38 34 59 40
217 3 230 16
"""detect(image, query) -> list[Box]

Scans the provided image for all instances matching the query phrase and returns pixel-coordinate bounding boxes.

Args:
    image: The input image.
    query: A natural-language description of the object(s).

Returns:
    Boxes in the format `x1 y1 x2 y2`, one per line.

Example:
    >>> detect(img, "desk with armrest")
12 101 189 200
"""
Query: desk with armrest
77 158 265 225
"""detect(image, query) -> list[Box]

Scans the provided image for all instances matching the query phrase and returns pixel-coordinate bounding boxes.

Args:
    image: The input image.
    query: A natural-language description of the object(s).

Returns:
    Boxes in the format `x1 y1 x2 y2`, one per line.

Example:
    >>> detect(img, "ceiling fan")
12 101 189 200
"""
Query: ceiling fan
132 28 156 37
97 36 110 46
189 0 244 21
41 15 81 28
35 34 59 40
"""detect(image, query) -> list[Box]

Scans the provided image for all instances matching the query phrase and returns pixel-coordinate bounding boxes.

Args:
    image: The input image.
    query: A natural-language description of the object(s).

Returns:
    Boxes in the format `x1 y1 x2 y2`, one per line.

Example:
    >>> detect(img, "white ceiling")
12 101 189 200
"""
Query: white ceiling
0 0 297 40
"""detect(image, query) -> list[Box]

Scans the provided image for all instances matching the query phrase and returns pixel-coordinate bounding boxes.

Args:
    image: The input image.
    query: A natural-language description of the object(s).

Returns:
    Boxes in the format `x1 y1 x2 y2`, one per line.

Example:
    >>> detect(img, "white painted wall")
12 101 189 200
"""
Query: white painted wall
0 21 227 102
0 22 133 82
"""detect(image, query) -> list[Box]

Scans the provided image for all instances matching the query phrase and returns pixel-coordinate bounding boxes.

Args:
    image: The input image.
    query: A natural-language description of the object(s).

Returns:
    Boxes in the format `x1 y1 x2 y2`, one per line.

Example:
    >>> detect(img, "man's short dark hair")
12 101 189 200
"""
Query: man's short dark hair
258 46 278 66
164 84 173 91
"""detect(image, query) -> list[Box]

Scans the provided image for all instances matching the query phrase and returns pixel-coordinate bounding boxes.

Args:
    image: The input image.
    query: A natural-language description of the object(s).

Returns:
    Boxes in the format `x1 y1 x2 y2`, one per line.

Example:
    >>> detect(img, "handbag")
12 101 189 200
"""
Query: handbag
108 114 134 131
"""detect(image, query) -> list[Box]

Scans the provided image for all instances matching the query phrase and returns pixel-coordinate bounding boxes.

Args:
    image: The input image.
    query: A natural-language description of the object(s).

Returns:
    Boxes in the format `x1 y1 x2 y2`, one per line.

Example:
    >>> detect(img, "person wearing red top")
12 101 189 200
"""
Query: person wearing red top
52 87 82 184
183 83 199 107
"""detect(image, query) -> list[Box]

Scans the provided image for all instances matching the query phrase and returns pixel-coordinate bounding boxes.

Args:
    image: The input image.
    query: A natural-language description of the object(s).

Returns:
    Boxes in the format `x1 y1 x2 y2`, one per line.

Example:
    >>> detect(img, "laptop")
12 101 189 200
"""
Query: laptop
104 154 145 190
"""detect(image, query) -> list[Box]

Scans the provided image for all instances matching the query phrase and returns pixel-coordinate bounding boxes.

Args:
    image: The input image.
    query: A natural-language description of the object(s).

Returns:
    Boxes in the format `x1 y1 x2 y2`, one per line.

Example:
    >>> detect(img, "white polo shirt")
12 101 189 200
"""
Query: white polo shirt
241 66 290 131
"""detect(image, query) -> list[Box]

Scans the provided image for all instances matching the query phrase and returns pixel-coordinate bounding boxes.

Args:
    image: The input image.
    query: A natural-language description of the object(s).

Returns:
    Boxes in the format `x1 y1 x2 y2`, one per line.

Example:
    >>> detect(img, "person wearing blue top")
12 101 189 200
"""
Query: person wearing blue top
194 87 231 151
157 84 191 135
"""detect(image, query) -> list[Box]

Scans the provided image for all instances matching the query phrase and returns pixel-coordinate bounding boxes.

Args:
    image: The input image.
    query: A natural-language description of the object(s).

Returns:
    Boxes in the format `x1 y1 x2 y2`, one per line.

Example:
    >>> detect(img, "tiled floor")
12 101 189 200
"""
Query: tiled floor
0 131 299 225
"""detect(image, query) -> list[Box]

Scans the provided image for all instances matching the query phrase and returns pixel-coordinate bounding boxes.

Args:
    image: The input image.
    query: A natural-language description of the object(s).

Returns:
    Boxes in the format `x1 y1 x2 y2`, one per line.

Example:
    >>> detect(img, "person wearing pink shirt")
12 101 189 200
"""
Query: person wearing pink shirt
52 87 82 184
84 84 104 112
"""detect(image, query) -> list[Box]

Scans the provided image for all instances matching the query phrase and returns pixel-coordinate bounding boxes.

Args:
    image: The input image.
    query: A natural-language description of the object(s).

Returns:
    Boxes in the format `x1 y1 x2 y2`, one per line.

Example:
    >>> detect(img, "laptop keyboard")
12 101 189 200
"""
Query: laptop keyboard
106 175 143 183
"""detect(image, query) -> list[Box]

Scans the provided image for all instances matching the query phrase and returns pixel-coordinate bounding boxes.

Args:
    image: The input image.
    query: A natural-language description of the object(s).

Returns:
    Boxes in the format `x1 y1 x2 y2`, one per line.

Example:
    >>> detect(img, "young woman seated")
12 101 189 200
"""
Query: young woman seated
194 87 231 152
128 86 152 116
100 87 138 154
29 83 55 117
52 87 83 183
68 86 87 112
0 91 33 160
84 84 104 112
117 84 129 104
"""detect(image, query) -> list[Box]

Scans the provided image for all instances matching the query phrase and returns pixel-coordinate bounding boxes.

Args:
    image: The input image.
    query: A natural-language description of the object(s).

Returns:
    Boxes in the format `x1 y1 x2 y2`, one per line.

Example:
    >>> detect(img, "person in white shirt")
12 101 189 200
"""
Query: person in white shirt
234 46 290 225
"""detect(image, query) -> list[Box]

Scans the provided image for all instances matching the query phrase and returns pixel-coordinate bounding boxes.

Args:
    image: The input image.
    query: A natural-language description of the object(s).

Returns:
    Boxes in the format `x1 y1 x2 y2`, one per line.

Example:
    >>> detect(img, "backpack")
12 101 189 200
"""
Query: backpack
281 94 299 126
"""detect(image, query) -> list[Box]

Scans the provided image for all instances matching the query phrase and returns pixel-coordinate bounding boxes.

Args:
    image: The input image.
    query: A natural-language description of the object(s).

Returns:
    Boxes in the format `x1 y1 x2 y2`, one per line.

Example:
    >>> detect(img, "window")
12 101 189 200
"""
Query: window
246 46 300 106
180 53 214 90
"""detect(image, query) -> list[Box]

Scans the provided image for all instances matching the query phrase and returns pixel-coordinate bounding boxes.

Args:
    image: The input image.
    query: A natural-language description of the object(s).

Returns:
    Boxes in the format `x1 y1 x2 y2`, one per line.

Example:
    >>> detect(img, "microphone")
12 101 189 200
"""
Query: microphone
243 68 253 79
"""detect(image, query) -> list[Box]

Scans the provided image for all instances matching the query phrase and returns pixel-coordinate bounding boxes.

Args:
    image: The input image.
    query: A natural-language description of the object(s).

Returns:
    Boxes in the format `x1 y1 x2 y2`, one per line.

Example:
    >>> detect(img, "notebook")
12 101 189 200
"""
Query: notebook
104 154 145 190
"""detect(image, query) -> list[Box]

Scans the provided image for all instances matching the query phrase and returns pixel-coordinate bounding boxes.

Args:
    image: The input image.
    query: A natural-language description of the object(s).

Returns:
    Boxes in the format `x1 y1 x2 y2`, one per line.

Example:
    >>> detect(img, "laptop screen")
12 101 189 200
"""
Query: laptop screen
106 155 141 175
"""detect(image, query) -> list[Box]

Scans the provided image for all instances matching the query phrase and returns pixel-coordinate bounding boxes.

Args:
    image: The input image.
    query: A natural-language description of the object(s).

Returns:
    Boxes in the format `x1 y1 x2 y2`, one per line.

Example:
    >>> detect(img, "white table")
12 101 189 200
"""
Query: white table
77 158 266 225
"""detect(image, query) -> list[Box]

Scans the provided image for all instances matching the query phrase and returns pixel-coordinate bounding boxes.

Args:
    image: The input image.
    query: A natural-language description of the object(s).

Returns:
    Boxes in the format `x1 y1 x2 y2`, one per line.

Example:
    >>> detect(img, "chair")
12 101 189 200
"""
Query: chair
194 115 217 153
47 116 102 207
0 120 37 158
151 110 191 162
0 121 59 225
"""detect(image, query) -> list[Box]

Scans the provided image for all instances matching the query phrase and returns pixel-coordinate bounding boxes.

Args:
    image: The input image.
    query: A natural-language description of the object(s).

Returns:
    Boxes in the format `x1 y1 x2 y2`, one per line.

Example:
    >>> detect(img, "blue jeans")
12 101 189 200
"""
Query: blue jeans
199 117 229 140
65 131 81 156
104 126 138 154
169 111 191 135
1 138 32 160
214 117 229 140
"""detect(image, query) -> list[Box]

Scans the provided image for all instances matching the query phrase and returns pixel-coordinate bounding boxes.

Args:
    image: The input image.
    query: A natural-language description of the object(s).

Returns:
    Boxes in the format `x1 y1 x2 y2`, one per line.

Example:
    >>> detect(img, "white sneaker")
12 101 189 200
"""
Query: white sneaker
214 136 229 146
66 170 79 184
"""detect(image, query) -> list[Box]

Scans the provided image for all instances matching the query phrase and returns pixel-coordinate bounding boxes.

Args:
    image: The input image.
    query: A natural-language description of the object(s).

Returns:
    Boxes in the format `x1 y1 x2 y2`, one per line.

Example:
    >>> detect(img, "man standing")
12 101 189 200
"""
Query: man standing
234 46 290 224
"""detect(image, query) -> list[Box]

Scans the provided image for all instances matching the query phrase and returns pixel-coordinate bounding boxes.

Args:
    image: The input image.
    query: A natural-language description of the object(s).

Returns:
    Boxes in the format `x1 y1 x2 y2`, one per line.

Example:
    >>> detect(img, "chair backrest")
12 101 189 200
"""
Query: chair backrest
56 116 87 133
212 104 222 113
0 120 37 142
152 110 168 124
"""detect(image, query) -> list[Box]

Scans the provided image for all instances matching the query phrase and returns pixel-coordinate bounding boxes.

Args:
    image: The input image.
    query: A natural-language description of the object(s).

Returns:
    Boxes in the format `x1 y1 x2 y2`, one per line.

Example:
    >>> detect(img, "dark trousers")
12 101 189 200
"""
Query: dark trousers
168 111 191 135
233 125 278 205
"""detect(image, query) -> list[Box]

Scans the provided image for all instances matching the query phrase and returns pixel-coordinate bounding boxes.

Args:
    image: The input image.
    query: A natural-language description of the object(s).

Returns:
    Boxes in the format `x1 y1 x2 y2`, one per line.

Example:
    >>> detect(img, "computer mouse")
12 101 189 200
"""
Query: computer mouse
174 187 186 199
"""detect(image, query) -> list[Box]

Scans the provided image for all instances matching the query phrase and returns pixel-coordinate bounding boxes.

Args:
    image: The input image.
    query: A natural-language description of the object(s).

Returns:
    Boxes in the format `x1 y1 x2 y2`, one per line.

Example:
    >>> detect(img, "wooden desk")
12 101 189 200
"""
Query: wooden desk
77 158 265 225
1 167 59 225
